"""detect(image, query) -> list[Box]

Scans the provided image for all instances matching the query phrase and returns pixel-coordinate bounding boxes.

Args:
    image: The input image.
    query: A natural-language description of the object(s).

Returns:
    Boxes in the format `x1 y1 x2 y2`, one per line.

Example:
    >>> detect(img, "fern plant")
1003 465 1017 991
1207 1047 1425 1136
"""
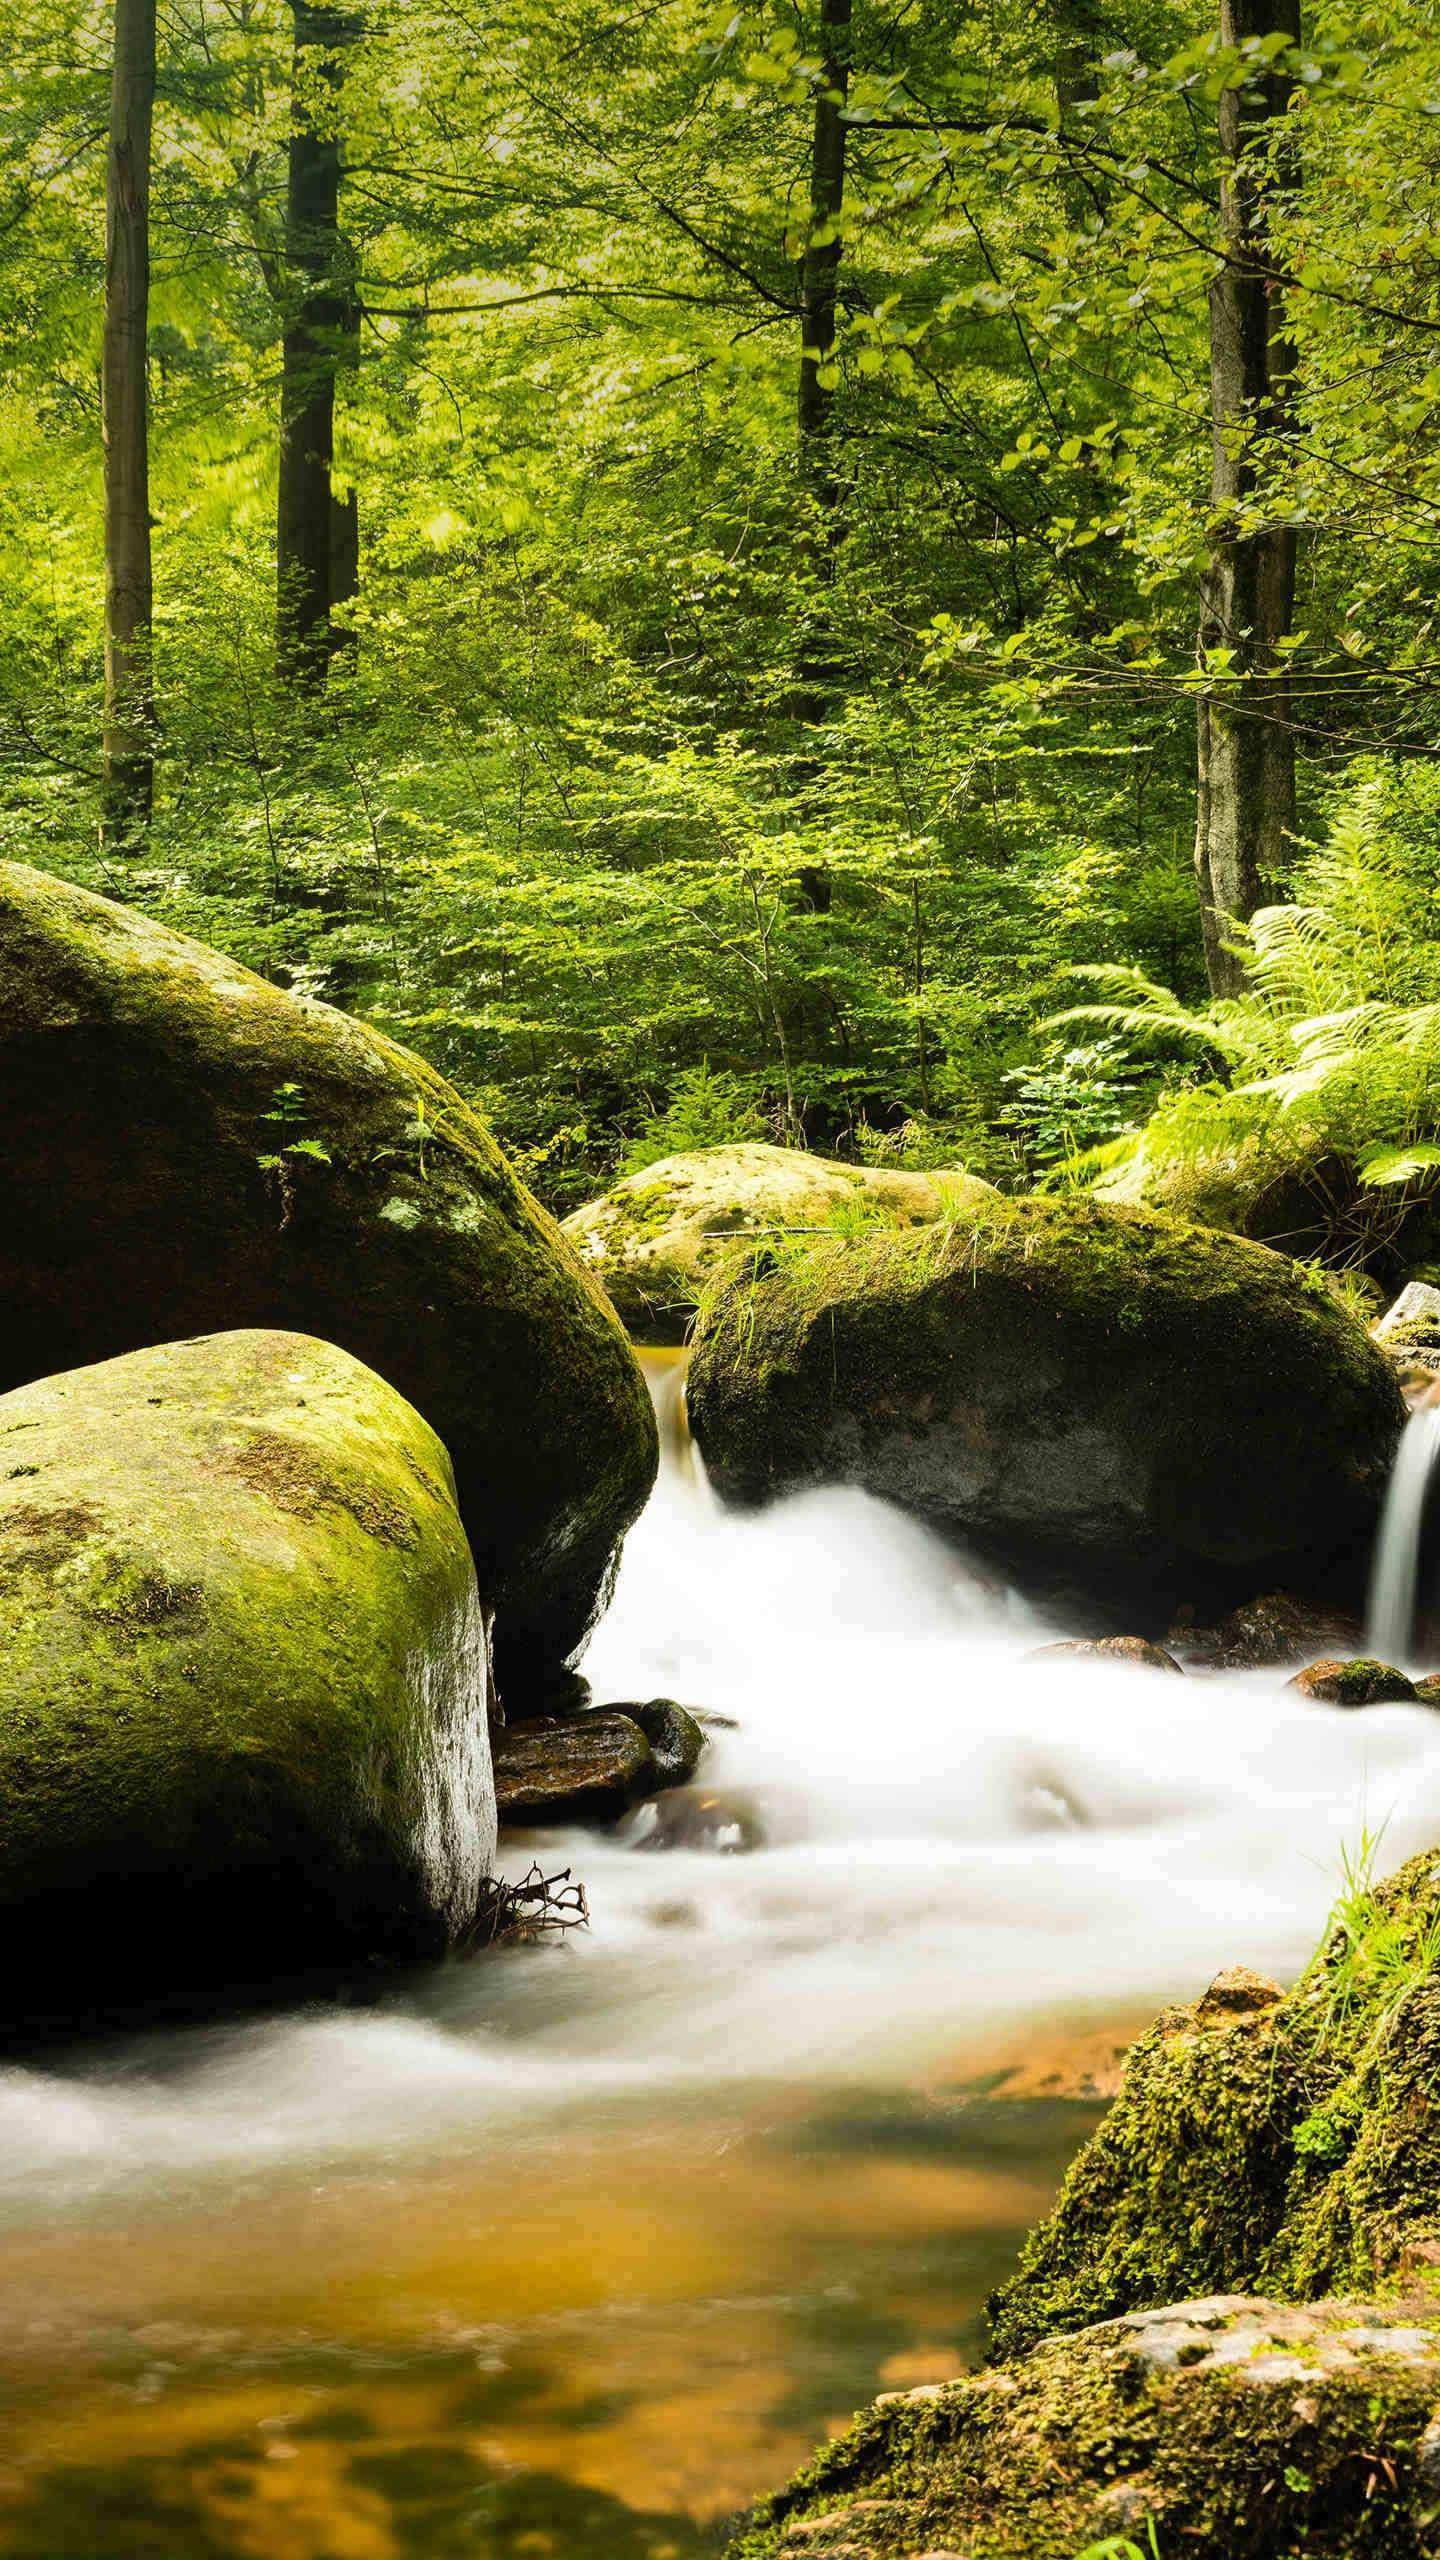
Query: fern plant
1039 770 1440 1266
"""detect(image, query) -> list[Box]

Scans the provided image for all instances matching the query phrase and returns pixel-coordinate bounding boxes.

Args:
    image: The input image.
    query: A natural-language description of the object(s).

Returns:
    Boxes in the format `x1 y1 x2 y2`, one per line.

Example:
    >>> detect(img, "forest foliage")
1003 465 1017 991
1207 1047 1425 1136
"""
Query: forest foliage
3 0 1440 1231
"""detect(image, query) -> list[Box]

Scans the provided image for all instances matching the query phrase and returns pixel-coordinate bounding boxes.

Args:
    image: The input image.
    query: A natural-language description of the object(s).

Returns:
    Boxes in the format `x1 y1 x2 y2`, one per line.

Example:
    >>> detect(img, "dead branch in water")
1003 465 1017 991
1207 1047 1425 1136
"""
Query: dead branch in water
467 1862 589 1951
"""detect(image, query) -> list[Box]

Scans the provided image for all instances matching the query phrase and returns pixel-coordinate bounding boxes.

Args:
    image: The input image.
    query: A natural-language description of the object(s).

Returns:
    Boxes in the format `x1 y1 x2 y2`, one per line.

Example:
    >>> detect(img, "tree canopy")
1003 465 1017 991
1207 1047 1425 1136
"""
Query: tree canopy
4 0 1439 1219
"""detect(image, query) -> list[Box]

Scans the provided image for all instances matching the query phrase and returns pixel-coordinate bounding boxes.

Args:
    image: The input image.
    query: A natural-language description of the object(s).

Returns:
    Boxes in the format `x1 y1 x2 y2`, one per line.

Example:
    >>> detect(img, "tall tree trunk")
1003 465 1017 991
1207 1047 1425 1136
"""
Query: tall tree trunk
797 0 851 519
792 0 852 914
102 0 157 846
1193 0 1301 996
276 2 354 688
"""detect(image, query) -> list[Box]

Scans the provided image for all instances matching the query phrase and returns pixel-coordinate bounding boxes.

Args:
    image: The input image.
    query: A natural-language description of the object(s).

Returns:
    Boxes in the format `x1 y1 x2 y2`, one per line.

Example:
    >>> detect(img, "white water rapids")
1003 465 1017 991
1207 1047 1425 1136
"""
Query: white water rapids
4 1354 1440 2219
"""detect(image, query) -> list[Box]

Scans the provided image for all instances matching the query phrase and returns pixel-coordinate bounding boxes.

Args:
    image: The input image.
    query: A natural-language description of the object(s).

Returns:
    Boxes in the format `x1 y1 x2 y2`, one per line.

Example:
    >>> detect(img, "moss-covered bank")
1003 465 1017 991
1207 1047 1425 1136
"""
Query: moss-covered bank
0 1329 495 2033
0 862 657 1696
688 1197 1402 1616
561 1142 996 1341
993 1848 1440 2356
726 2295 1440 2558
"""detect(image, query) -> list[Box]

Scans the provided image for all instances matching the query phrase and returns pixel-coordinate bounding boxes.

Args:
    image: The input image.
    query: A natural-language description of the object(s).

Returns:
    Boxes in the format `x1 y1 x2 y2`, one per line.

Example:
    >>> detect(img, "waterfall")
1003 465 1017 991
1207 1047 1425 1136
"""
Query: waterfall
1368 1399 1440 1663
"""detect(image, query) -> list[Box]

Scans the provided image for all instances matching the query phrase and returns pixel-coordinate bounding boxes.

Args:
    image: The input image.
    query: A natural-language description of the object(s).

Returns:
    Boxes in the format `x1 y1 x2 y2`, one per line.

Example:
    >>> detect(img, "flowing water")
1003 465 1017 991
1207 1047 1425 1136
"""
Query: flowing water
1369 1394 1440 1663
3 1355 1440 2556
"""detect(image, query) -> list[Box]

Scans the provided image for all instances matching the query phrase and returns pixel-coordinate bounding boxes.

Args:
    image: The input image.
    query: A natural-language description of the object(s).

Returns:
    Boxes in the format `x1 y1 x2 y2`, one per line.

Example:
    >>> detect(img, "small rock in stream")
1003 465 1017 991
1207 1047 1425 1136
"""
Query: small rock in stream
1287 1656 1417 1707
1027 1636 1183 1675
596 1697 707 1788
1170 1588 1363 1670
641 1786 769 1853
494 1713 655 1826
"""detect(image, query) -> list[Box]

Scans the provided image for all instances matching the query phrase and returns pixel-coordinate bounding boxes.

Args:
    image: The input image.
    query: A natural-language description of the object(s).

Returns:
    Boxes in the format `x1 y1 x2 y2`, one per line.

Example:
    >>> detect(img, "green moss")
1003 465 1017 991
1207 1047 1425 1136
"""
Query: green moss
688 1197 1402 1616
1292 1656 1417 1705
0 862 658 1696
0 1328 497 2034
561 1144 997 1343
725 2298 1440 2558
991 1849 1440 2357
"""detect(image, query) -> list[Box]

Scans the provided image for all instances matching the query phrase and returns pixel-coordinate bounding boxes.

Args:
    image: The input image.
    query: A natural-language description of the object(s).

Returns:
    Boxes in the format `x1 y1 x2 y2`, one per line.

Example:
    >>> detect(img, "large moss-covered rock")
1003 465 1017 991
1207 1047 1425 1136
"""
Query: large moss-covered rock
561 1143 996 1340
0 863 656 1693
727 2295 1440 2559
688 1199 1403 1616
992 1849 1440 2357
0 1329 495 2033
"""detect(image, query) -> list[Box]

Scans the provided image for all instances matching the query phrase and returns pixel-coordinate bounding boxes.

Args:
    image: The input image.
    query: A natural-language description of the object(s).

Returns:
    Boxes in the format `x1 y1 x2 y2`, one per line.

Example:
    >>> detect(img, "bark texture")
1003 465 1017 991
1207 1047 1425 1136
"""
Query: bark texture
1193 0 1302 994
101 0 157 844
276 2 356 685
792 0 853 912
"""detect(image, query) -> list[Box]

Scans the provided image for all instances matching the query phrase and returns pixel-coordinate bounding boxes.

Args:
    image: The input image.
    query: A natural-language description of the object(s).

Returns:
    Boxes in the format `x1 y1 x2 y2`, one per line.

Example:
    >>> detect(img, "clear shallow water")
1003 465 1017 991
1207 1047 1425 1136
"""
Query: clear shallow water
2 1353 1440 2553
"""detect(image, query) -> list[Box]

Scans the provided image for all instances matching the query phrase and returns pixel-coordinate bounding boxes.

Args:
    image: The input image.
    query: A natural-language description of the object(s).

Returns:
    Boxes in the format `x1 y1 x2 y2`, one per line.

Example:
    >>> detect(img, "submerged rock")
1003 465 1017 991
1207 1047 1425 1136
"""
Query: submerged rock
642 1785 768 1853
1028 1635 1183 1674
561 1142 996 1340
726 2296 1440 2559
1289 1656 1417 1706
688 1200 1403 1620
0 1330 495 2035
0 861 657 1695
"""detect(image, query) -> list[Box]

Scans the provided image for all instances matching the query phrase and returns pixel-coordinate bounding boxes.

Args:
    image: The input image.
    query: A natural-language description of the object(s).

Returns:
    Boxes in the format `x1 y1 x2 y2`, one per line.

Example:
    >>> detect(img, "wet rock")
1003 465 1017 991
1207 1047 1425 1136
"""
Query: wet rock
641 1785 768 1853
0 861 657 1699
1193 1965 1283 2024
494 1713 654 1826
1288 1656 1417 1706
1171 1588 1364 1670
598 1697 707 1788
1028 1636 1183 1674
1373 1280 1440 1383
689 1199 1402 1622
1416 1673 1440 1705
0 1330 495 2036
730 2295 1440 2560
561 1142 997 1341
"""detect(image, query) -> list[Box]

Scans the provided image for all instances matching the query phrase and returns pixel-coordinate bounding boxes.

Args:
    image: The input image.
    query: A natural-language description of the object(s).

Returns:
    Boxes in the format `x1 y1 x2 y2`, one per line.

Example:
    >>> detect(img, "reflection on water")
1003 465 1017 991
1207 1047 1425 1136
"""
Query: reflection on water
0 2083 1094 2555
3 1347 1440 2552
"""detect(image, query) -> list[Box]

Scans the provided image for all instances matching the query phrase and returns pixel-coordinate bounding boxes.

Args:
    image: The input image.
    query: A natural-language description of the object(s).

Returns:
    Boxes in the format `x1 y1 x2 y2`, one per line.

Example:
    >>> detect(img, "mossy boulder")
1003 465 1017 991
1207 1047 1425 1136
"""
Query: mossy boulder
0 1329 495 2035
560 1143 997 1341
991 1849 1440 2358
0 862 657 1695
687 1199 1403 1618
726 2295 1440 2559
1289 1656 1417 1706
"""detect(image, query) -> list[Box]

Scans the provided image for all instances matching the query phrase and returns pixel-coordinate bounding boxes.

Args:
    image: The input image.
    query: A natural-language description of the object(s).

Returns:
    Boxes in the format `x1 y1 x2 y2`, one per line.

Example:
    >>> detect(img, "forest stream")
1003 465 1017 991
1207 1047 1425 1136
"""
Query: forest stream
0 1354 1438 2560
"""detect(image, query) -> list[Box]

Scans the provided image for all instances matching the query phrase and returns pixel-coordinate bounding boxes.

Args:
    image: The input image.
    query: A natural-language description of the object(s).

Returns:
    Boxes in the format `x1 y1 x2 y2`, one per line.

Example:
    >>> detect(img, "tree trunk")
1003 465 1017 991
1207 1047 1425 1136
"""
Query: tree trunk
276 2 355 688
792 0 852 913
1193 0 1301 996
797 0 851 513
102 0 157 846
